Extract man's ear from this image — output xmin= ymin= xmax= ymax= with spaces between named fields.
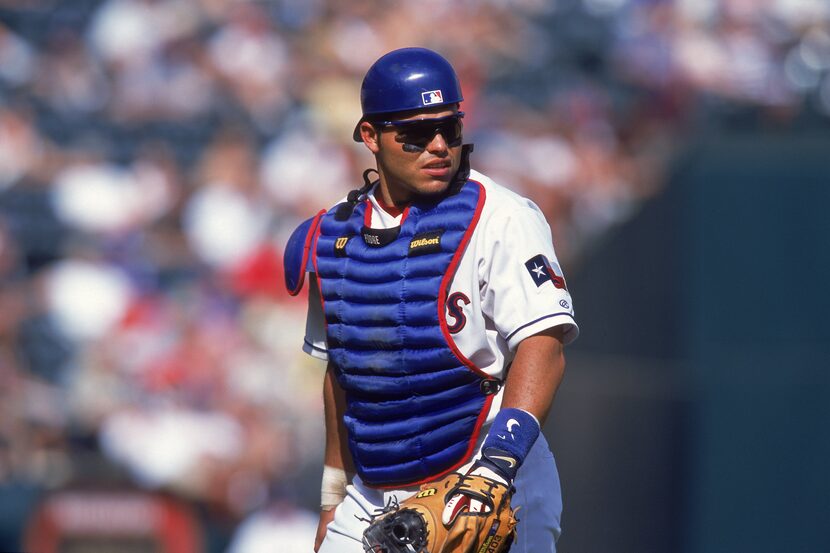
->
xmin=359 ymin=121 xmax=381 ymax=153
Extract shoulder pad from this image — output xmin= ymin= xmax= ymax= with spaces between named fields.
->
xmin=284 ymin=211 xmax=324 ymax=295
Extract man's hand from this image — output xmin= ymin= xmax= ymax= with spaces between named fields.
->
xmin=362 ymin=471 xmax=516 ymax=553
xmin=441 ymin=447 xmax=516 ymax=525
xmin=315 ymin=509 xmax=336 ymax=552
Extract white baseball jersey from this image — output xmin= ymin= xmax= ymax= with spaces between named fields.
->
xmin=302 ymin=169 xmax=578 ymax=424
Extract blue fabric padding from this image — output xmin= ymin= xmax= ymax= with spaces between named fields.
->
xmin=314 ymin=181 xmax=488 ymax=486
xmin=482 ymin=408 xmax=541 ymax=467
xmin=283 ymin=214 xmax=321 ymax=295
xmin=346 ymin=399 xmax=483 ymax=442
xmin=337 ymin=347 xmax=454 ymax=375
xmin=346 ymin=381 xmax=483 ymax=419
xmin=326 ymin=300 xmax=437 ymax=327
xmin=329 ymin=324 xmax=451 ymax=350
xmin=359 ymin=441 xmax=470 ymax=485
xmin=339 ymin=367 xmax=477 ymax=397
xmin=352 ymin=422 xmax=475 ymax=467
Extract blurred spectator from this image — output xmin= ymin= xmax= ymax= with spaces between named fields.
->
xmin=0 ymin=105 xmax=43 ymax=190
xmin=206 ymin=3 xmax=292 ymax=132
xmin=0 ymin=22 xmax=35 ymax=88
xmin=32 ymin=28 xmax=109 ymax=117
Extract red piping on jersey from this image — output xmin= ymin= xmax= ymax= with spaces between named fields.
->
xmin=438 ymin=180 xmax=488 ymax=378
xmin=362 ymin=199 xmax=372 ymax=227
xmin=374 ymin=193 xmax=406 ymax=217
xmin=287 ymin=210 xmax=325 ymax=296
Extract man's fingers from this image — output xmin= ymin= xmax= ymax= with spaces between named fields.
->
xmin=315 ymin=509 xmax=336 ymax=551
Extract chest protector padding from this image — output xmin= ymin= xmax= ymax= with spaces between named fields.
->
xmin=314 ymin=180 xmax=489 ymax=487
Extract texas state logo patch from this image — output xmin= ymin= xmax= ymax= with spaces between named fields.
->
xmin=525 ymin=254 xmax=567 ymax=290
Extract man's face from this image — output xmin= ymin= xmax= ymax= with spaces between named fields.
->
xmin=360 ymin=106 xmax=464 ymax=205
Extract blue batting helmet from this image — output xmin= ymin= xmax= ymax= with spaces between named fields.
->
xmin=353 ymin=47 xmax=464 ymax=141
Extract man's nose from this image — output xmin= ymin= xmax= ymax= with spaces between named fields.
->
xmin=426 ymin=132 xmax=449 ymax=153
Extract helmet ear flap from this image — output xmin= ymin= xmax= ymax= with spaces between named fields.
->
xmin=353 ymin=47 xmax=463 ymax=143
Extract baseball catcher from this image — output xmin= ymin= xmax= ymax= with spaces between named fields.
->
xmin=283 ymin=47 xmax=579 ymax=553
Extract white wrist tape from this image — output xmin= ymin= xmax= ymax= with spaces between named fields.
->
xmin=321 ymin=465 xmax=349 ymax=510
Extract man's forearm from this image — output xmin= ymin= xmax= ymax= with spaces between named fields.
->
xmin=321 ymin=361 xmax=354 ymax=514
xmin=501 ymin=326 xmax=566 ymax=426
xmin=463 ymin=326 xmax=566 ymax=483
xmin=323 ymin=361 xmax=353 ymax=471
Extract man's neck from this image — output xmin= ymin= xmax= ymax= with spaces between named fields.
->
xmin=375 ymin=175 xmax=412 ymax=212
xmin=373 ymin=190 xmax=405 ymax=217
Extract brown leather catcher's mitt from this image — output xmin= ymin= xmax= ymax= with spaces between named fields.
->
xmin=362 ymin=471 xmax=518 ymax=553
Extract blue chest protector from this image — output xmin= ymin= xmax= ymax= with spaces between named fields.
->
xmin=297 ymin=179 xmax=495 ymax=487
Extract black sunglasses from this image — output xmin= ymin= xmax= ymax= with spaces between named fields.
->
xmin=375 ymin=112 xmax=465 ymax=152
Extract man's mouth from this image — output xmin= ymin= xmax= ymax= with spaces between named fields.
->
xmin=422 ymin=161 xmax=452 ymax=177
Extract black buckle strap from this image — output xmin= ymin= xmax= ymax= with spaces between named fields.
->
xmin=480 ymin=379 xmax=502 ymax=396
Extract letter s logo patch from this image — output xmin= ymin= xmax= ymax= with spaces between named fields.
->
xmin=446 ymin=292 xmax=470 ymax=334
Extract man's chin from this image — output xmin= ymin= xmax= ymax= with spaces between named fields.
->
xmin=413 ymin=182 xmax=451 ymax=200
xmin=419 ymin=175 xmax=454 ymax=194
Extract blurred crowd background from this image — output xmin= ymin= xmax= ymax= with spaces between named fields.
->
xmin=0 ymin=0 xmax=828 ymax=551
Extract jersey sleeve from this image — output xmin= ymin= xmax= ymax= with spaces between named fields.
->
xmin=480 ymin=204 xmax=579 ymax=351
xmin=302 ymin=274 xmax=329 ymax=361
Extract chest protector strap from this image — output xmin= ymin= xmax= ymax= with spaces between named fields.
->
xmin=314 ymin=180 xmax=492 ymax=487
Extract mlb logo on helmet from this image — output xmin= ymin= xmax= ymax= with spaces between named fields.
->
xmin=421 ymin=90 xmax=444 ymax=105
